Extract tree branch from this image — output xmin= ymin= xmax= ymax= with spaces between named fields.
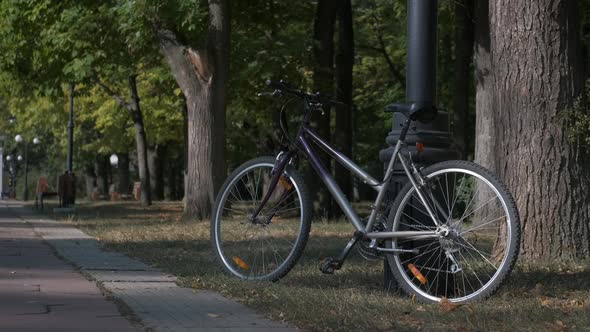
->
xmin=365 ymin=12 xmax=406 ymax=89
xmin=376 ymin=33 xmax=406 ymax=89
xmin=93 ymin=75 xmax=130 ymax=110
xmin=150 ymin=17 xmax=200 ymax=96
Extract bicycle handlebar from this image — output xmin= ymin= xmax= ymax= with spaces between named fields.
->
xmin=259 ymin=79 xmax=348 ymax=109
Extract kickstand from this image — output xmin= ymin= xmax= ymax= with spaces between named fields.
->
xmin=320 ymin=231 xmax=363 ymax=274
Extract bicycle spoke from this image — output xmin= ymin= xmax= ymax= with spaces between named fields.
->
xmin=391 ymin=165 xmax=517 ymax=302
xmin=461 ymin=215 xmax=505 ymax=234
xmin=215 ymin=162 xmax=306 ymax=280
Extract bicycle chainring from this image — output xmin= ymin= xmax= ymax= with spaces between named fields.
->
xmin=356 ymin=216 xmax=386 ymax=261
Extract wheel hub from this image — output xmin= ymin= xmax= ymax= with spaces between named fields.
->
xmin=437 ymin=224 xmax=462 ymax=253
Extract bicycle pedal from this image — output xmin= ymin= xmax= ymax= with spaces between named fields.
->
xmin=319 ymin=257 xmax=341 ymax=274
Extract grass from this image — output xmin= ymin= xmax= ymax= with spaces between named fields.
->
xmin=43 ymin=200 xmax=590 ymax=331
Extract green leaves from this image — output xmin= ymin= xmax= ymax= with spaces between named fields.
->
xmin=562 ymin=80 xmax=590 ymax=150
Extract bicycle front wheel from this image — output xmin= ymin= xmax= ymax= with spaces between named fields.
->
xmin=386 ymin=160 xmax=520 ymax=303
xmin=211 ymin=157 xmax=312 ymax=281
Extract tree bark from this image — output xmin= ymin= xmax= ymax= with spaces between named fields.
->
xmin=311 ymin=0 xmax=339 ymax=219
xmin=84 ymin=163 xmax=95 ymax=199
xmin=128 ymin=75 xmax=152 ymax=206
xmin=153 ymin=0 xmax=229 ymax=220
xmin=148 ymin=144 xmax=165 ymax=200
xmin=94 ymin=155 xmax=108 ymax=196
xmin=181 ymin=95 xmax=188 ymax=202
xmin=453 ymin=0 xmax=474 ymax=159
xmin=333 ymin=0 xmax=354 ymax=212
xmin=489 ymin=0 xmax=590 ymax=260
xmin=473 ymin=0 xmax=495 ymax=172
xmin=164 ymin=154 xmax=181 ymax=201
xmin=95 ymin=76 xmax=152 ymax=206
xmin=117 ymin=152 xmax=130 ymax=194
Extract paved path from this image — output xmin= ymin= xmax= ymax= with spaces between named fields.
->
xmin=4 ymin=202 xmax=297 ymax=332
xmin=0 ymin=202 xmax=141 ymax=331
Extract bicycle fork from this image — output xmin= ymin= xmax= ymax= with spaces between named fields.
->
xmin=249 ymin=150 xmax=294 ymax=222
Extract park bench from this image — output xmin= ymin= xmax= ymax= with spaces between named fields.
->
xmin=34 ymin=176 xmax=58 ymax=211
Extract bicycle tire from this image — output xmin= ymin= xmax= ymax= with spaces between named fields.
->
xmin=385 ymin=160 xmax=520 ymax=303
xmin=211 ymin=156 xmax=312 ymax=281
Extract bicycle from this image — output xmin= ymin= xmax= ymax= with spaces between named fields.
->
xmin=211 ymin=80 xmax=520 ymax=303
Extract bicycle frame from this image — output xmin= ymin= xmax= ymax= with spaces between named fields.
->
xmin=295 ymin=124 xmax=441 ymax=241
xmin=248 ymin=93 xmax=443 ymax=243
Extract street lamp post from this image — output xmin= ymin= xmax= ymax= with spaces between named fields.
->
xmin=5 ymin=155 xmax=16 ymax=198
xmin=15 ymin=135 xmax=40 ymax=201
xmin=5 ymin=153 xmax=22 ymax=199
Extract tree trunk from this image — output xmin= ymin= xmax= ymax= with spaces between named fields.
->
xmin=181 ymin=95 xmax=188 ymax=202
xmin=164 ymin=154 xmax=180 ymax=200
xmin=333 ymin=0 xmax=354 ymax=214
xmin=148 ymin=144 xmax=165 ymax=200
xmin=84 ymin=163 xmax=95 ymax=199
xmin=94 ymin=76 xmax=152 ymax=205
xmin=473 ymin=0 xmax=495 ymax=172
xmin=453 ymin=0 xmax=475 ymax=159
xmin=153 ymin=0 xmax=229 ymax=220
xmin=94 ymin=155 xmax=108 ymax=196
xmin=117 ymin=152 xmax=130 ymax=194
xmin=128 ymin=75 xmax=152 ymax=206
xmin=311 ymin=0 xmax=338 ymax=219
xmin=489 ymin=0 xmax=590 ymax=260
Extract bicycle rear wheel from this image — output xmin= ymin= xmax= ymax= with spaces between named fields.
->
xmin=211 ymin=156 xmax=311 ymax=281
xmin=386 ymin=160 xmax=520 ymax=303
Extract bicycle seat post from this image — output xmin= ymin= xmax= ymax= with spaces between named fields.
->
xmin=398 ymin=119 xmax=412 ymax=143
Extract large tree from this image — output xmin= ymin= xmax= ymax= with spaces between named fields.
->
xmin=149 ymin=0 xmax=230 ymax=219
xmin=487 ymin=0 xmax=590 ymax=260
xmin=452 ymin=0 xmax=474 ymax=159
xmin=311 ymin=0 xmax=339 ymax=218
xmin=333 ymin=0 xmax=355 ymax=207
xmin=311 ymin=0 xmax=355 ymax=218
xmin=473 ymin=0 xmax=494 ymax=172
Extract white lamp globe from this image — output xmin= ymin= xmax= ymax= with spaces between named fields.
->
xmin=17 ymin=155 xmax=23 ymax=161
xmin=33 ymin=137 xmax=40 ymax=144
xmin=14 ymin=134 xmax=23 ymax=143
xmin=110 ymin=154 xmax=119 ymax=167
xmin=6 ymin=155 xmax=11 ymax=161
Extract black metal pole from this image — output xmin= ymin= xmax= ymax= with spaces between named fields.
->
xmin=406 ymin=0 xmax=438 ymax=105
xmin=23 ymin=142 xmax=28 ymax=201
xmin=381 ymin=0 xmax=459 ymax=292
xmin=66 ymin=82 xmax=75 ymax=173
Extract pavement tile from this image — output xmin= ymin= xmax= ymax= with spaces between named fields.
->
xmin=8 ymin=203 xmax=299 ymax=332
xmin=0 ymin=203 xmax=143 ymax=332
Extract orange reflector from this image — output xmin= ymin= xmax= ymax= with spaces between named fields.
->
xmin=408 ymin=263 xmax=427 ymax=285
xmin=416 ymin=142 xmax=424 ymax=153
xmin=278 ymin=176 xmax=292 ymax=190
xmin=232 ymin=256 xmax=250 ymax=270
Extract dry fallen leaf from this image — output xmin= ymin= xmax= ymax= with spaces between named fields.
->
xmin=532 ymin=283 xmax=544 ymax=295
xmin=207 ymin=313 xmax=221 ymax=318
xmin=439 ymin=297 xmax=461 ymax=313
xmin=546 ymin=319 xmax=567 ymax=332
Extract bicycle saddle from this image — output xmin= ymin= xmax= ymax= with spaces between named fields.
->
xmin=384 ymin=102 xmax=438 ymax=123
